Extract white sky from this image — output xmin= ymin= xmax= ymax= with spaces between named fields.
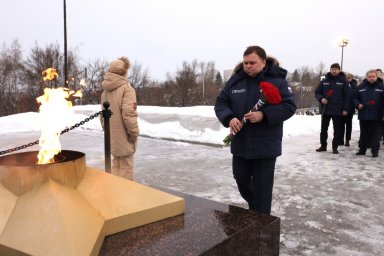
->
xmin=0 ymin=105 xmax=359 ymax=146
xmin=1 ymin=0 xmax=383 ymax=81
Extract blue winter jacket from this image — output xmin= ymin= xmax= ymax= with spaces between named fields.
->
xmin=214 ymin=64 xmax=296 ymax=159
xmin=315 ymin=72 xmax=351 ymax=115
xmin=353 ymin=78 xmax=384 ymax=121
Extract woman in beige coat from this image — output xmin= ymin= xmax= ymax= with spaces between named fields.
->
xmin=100 ymin=57 xmax=139 ymax=180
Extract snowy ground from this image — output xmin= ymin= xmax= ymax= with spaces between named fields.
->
xmin=1 ymin=105 xmax=383 ymax=255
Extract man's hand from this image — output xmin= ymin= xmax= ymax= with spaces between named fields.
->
xmin=229 ymin=118 xmax=243 ymax=133
xmin=342 ymin=110 xmax=348 ymax=116
xmin=321 ymin=98 xmax=328 ymax=104
xmin=244 ymin=111 xmax=264 ymax=123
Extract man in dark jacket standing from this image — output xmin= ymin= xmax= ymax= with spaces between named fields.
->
xmin=214 ymin=45 xmax=296 ymax=214
xmin=315 ymin=63 xmax=350 ymax=154
xmin=340 ymin=73 xmax=358 ymax=146
xmin=353 ymin=70 xmax=384 ymax=157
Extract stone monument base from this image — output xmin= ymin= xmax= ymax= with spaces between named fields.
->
xmin=100 ymin=188 xmax=280 ymax=256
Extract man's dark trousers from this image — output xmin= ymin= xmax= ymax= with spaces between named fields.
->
xmin=320 ymin=114 xmax=343 ymax=149
xmin=232 ymin=156 xmax=276 ymax=214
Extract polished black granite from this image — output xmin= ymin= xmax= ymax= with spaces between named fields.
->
xmin=100 ymin=189 xmax=280 ymax=256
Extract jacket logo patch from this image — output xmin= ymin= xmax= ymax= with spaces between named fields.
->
xmin=232 ymin=89 xmax=246 ymax=94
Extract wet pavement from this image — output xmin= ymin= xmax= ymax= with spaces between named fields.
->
xmin=1 ymin=130 xmax=383 ymax=255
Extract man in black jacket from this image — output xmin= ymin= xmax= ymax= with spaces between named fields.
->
xmin=214 ymin=45 xmax=296 ymax=214
xmin=340 ymin=72 xmax=358 ymax=146
xmin=315 ymin=63 xmax=351 ymax=154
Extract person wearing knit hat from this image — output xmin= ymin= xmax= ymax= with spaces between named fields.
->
xmin=108 ymin=57 xmax=130 ymax=76
xmin=100 ymin=57 xmax=139 ymax=180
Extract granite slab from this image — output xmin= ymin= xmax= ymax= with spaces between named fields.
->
xmin=100 ymin=189 xmax=280 ymax=256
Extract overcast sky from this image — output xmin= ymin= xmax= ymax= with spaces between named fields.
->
xmin=1 ymin=0 xmax=383 ymax=81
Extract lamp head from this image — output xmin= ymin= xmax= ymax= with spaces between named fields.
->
xmin=338 ymin=38 xmax=349 ymax=47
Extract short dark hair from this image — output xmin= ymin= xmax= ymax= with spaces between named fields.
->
xmin=243 ymin=46 xmax=267 ymax=60
xmin=330 ymin=63 xmax=341 ymax=70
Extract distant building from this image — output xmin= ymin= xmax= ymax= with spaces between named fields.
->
xmin=290 ymin=81 xmax=313 ymax=92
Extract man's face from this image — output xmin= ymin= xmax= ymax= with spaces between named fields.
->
xmin=367 ymin=72 xmax=377 ymax=83
xmin=243 ymin=53 xmax=266 ymax=77
xmin=330 ymin=68 xmax=340 ymax=77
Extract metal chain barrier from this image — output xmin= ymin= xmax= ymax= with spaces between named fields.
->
xmin=0 ymin=110 xmax=103 ymax=156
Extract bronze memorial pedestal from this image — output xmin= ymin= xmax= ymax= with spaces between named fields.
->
xmin=0 ymin=150 xmax=280 ymax=256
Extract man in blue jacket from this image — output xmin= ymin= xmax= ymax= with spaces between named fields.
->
xmin=353 ymin=70 xmax=384 ymax=157
xmin=315 ymin=63 xmax=351 ymax=154
xmin=214 ymin=45 xmax=296 ymax=214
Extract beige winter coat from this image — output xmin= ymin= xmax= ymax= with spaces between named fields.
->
xmin=100 ymin=72 xmax=139 ymax=156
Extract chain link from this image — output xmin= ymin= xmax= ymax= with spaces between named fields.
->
xmin=0 ymin=111 xmax=103 ymax=156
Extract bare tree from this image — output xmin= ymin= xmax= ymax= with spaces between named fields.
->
xmin=136 ymin=81 xmax=163 ymax=105
xmin=128 ymin=61 xmax=150 ymax=105
xmin=291 ymin=65 xmax=322 ymax=109
xmin=0 ymin=40 xmax=27 ymax=115
xmin=173 ymin=60 xmax=199 ymax=106
xmin=197 ymin=61 xmax=217 ymax=105
xmin=23 ymin=42 xmax=79 ymax=89
xmin=0 ymin=39 xmax=332 ymax=111
xmin=80 ymin=59 xmax=108 ymax=104
xmin=22 ymin=42 xmax=80 ymax=109
xmin=315 ymin=61 xmax=326 ymax=80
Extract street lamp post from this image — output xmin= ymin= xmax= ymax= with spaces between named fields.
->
xmin=202 ymin=74 xmax=205 ymax=105
xmin=338 ymin=38 xmax=349 ymax=70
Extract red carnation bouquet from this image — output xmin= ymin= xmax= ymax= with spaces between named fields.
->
xmin=223 ymin=81 xmax=282 ymax=145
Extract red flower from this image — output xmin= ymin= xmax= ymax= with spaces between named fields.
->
xmin=326 ymin=89 xmax=334 ymax=98
xmin=259 ymin=82 xmax=282 ymax=105
xmin=368 ymin=100 xmax=375 ymax=105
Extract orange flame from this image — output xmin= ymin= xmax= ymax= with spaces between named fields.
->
xmin=69 ymin=89 xmax=83 ymax=98
xmin=36 ymin=87 xmax=74 ymax=164
xmin=42 ymin=68 xmax=59 ymax=81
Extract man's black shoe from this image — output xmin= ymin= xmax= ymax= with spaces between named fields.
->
xmin=372 ymin=152 xmax=378 ymax=158
xmin=316 ymin=146 xmax=327 ymax=152
xmin=345 ymin=140 xmax=350 ymax=146
xmin=356 ymin=151 xmax=365 ymax=155
xmin=333 ymin=149 xmax=339 ymax=154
